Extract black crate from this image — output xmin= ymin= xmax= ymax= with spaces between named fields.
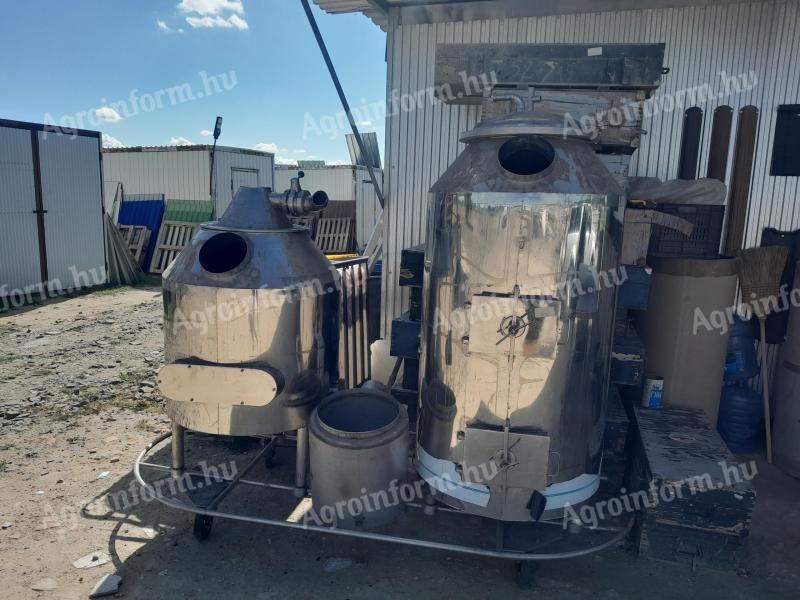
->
xmin=648 ymin=204 xmax=725 ymax=258
xmin=390 ymin=312 xmax=421 ymax=359
xmin=400 ymin=244 xmax=425 ymax=287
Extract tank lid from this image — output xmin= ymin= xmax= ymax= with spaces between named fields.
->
xmin=461 ymin=110 xmax=589 ymax=143
xmin=210 ymin=186 xmax=294 ymax=232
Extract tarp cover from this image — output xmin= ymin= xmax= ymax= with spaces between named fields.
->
xmin=627 ymin=177 xmax=727 ymax=205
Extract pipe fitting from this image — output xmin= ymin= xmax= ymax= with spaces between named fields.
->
xmin=270 ymin=177 xmax=329 ymax=217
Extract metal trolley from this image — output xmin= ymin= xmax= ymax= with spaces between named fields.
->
xmin=135 ymin=427 xmax=636 ymax=587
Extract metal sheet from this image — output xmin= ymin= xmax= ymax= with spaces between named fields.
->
xmin=37 ymin=131 xmax=106 ymax=292
xmin=0 ymin=126 xmax=41 ymax=298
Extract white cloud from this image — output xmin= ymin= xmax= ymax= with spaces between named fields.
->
xmin=227 ymin=14 xmax=248 ymax=30
xmin=95 ymin=107 xmax=122 ymax=123
xmin=254 ymin=142 xmax=278 ymax=154
xmin=179 ymin=0 xmax=248 ymax=30
xmin=328 ymin=159 xmax=347 ymax=166
xmin=157 ymin=19 xmax=184 ymax=33
xmin=169 ymin=136 xmax=193 ymax=146
xmin=292 ymin=149 xmax=307 ymax=154
xmin=178 ymin=0 xmax=243 ymax=15
xmin=355 ymin=120 xmax=373 ymax=128
xmin=185 ymin=14 xmax=248 ymax=29
xmin=275 ymin=157 xmax=299 ymax=166
xmin=200 ymin=129 xmax=213 ymax=137
xmin=102 ymin=134 xmax=125 ymax=149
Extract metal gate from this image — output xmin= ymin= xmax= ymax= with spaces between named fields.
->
xmin=0 ymin=125 xmax=42 ymax=298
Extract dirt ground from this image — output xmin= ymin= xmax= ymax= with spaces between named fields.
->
xmin=1 ymin=286 xmax=799 ymax=599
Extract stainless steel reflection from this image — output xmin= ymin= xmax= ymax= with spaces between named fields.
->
xmin=417 ymin=116 xmax=621 ymax=522
xmin=160 ymin=180 xmax=338 ymax=437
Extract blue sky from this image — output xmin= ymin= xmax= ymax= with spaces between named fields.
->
xmin=0 ymin=0 xmax=387 ymax=165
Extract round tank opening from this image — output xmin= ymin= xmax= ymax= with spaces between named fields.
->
xmin=311 ymin=191 xmax=329 ymax=208
xmin=198 ymin=232 xmax=248 ymax=274
xmin=318 ymin=394 xmax=399 ymax=433
xmin=498 ymin=136 xmax=555 ymax=176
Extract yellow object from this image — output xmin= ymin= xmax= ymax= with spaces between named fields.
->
xmin=326 ymin=253 xmax=360 ymax=262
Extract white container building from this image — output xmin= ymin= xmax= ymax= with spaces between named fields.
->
xmin=102 ymin=145 xmax=274 ymax=217
xmin=0 ymin=119 xmax=107 ymax=305
xmin=274 ymin=164 xmax=383 ymax=247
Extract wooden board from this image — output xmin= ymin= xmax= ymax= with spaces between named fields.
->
xmin=707 ymin=105 xmax=733 ymax=182
xmin=117 ymin=224 xmax=151 ymax=267
xmin=626 ymin=397 xmax=757 ymax=571
xmin=150 ymin=220 xmax=200 ymax=274
xmin=724 ymin=105 xmax=759 ymax=256
xmin=315 ymin=217 xmax=353 ymax=254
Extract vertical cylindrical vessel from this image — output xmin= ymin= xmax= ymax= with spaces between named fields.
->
xmin=159 ymin=183 xmax=339 ymax=437
xmin=309 ymin=389 xmax=409 ymax=528
xmin=417 ymin=112 xmax=622 ymax=522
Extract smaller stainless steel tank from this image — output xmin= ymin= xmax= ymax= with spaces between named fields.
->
xmin=158 ymin=178 xmax=338 ymax=437
xmin=309 ymin=389 xmax=409 ymax=528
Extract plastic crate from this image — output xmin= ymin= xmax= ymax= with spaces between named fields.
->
xmin=648 ymin=204 xmax=725 ymax=258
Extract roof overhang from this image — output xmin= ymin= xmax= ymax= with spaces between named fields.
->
xmin=314 ymin=0 xmax=765 ymax=29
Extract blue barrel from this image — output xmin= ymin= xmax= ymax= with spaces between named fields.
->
xmin=718 ymin=384 xmax=763 ymax=453
xmin=724 ymin=316 xmax=760 ymax=382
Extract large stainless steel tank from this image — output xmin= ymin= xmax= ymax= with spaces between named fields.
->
xmin=417 ymin=109 xmax=622 ymax=522
xmin=158 ymin=180 xmax=339 ymax=437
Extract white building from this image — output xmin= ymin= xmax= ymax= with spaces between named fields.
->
xmin=102 ymin=145 xmax=274 ymax=217
xmin=315 ymin=0 xmax=800 ymax=341
xmin=274 ymin=164 xmax=383 ymax=247
xmin=0 ymin=119 xmax=106 ymax=303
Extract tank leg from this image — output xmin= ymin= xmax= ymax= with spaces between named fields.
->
xmin=171 ymin=422 xmax=185 ymax=475
xmin=294 ymin=427 xmax=309 ymax=498
xmin=515 ymin=561 xmax=538 ymax=588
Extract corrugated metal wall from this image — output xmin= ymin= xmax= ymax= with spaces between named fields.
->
xmin=275 ymin=165 xmax=383 ymax=246
xmin=0 ymin=126 xmax=41 ymax=295
xmin=103 ymin=148 xmax=273 ymax=218
xmin=102 ymin=149 xmax=210 ymax=207
xmin=381 ymin=0 xmax=800 ymax=335
xmin=1 ymin=124 xmax=106 ymax=300
xmin=213 ymin=150 xmax=274 ymax=216
xmin=38 ymin=132 xmax=106 ymax=289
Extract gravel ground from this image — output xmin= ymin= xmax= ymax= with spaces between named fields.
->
xmin=0 ymin=286 xmax=798 ymax=599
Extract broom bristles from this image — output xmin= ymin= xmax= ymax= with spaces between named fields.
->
xmin=738 ymin=246 xmax=789 ymax=317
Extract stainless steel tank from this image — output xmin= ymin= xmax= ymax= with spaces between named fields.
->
xmin=417 ymin=108 xmax=622 ymax=522
xmin=309 ymin=388 xmax=409 ymax=528
xmin=158 ymin=179 xmax=338 ymax=437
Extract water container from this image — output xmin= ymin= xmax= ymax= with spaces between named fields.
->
xmin=717 ymin=384 xmax=763 ymax=453
xmin=724 ymin=316 xmax=760 ymax=382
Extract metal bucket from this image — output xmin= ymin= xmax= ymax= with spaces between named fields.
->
xmin=309 ymin=389 xmax=409 ymax=529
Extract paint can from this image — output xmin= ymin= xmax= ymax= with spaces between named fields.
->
xmin=642 ymin=376 xmax=664 ymax=409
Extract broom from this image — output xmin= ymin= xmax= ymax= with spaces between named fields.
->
xmin=738 ymin=246 xmax=789 ymax=464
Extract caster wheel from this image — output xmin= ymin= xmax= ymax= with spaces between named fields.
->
xmin=193 ymin=515 xmax=214 ymax=541
xmin=515 ymin=561 xmax=537 ymax=588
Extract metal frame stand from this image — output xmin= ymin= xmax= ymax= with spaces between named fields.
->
xmin=136 ymin=430 xmax=636 ymax=568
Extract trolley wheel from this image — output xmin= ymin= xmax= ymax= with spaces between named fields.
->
xmin=193 ymin=515 xmax=214 ymax=541
xmin=515 ymin=561 xmax=537 ymax=588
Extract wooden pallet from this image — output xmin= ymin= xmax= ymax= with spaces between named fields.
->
xmin=150 ymin=220 xmax=201 ymax=274
xmin=117 ymin=224 xmax=151 ymax=267
xmin=315 ymin=217 xmax=353 ymax=254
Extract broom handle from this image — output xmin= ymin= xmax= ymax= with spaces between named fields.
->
xmin=759 ymin=318 xmax=773 ymax=464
